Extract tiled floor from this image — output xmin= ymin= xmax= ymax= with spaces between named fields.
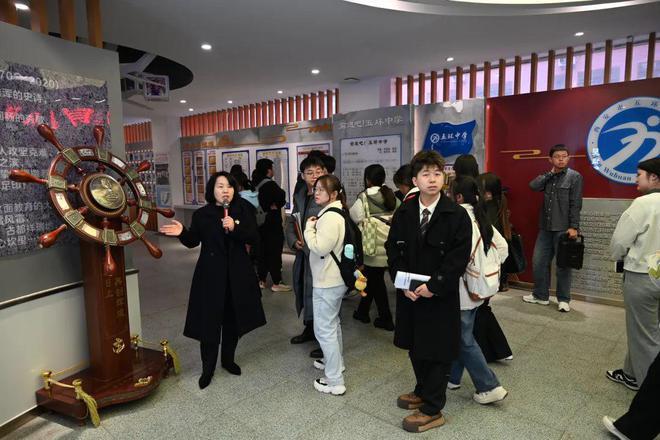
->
xmin=8 ymin=234 xmax=637 ymax=439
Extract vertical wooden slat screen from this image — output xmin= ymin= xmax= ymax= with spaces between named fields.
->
xmin=228 ymin=108 xmax=234 ymax=131
xmin=288 ymin=97 xmax=295 ymax=122
xmin=547 ymin=50 xmax=556 ymax=91
xmin=334 ymin=88 xmax=339 ymax=114
xmin=303 ymin=95 xmax=309 ymax=120
xmin=243 ymin=106 xmax=249 ymax=128
xmin=212 ymin=111 xmax=219 ymax=133
xmin=406 ymin=75 xmax=414 ymax=105
xmin=418 ymin=73 xmax=426 ymax=105
xmin=203 ymin=113 xmax=210 ymax=135
xmin=58 ymin=0 xmax=76 ymax=41
xmin=250 ymin=104 xmax=256 ymax=128
xmin=31 ymin=0 xmax=48 ymax=33
xmin=231 ymin=107 xmax=237 ymax=130
xmin=326 ymin=90 xmax=333 ymax=116
xmin=395 ymin=77 xmax=403 ymax=106
xmin=261 ymin=102 xmax=268 ymax=126
xmin=295 ymin=96 xmax=302 ymax=122
xmin=256 ymin=103 xmax=262 ymax=127
xmin=498 ymin=59 xmax=506 ymax=96
xmin=514 ymin=56 xmax=521 ymax=94
xmin=269 ymin=101 xmax=275 ymax=125
xmin=530 ymin=53 xmax=538 ymax=93
xmin=186 ymin=117 xmax=192 ymax=137
xmin=442 ymin=69 xmax=450 ymax=102
xmin=483 ymin=62 xmax=491 ymax=98
xmin=317 ymin=92 xmax=324 ymax=119
xmin=455 ymin=67 xmax=463 ymax=100
xmin=584 ymin=44 xmax=592 ymax=87
xmin=565 ymin=47 xmax=574 ymax=89
xmin=624 ymin=39 xmax=633 ymax=81
xmin=311 ymin=93 xmax=317 ymax=120
xmin=604 ymin=40 xmax=612 ymax=84
xmin=647 ymin=33 xmax=656 ymax=79
xmin=86 ymin=0 xmax=103 ymax=48
xmin=0 ymin=0 xmax=19 ymax=24
xmin=180 ymin=119 xmax=185 ymax=137
xmin=282 ymin=99 xmax=289 ymax=124
xmin=469 ymin=65 xmax=477 ymax=98
xmin=430 ymin=71 xmax=438 ymax=103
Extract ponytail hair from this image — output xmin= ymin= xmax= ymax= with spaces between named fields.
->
xmin=364 ymin=164 xmax=397 ymax=211
xmin=451 ymin=175 xmax=494 ymax=252
xmin=315 ymin=174 xmax=348 ymax=210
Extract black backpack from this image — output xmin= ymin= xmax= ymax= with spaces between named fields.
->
xmin=319 ymin=207 xmax=364 ymax=289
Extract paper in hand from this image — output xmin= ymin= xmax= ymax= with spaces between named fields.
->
xmin=394 ymin=271 xmax=431 ymax=290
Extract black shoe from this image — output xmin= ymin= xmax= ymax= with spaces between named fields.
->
xmin=606 ymin=369 xmax=639 ymax=391
xmin=353 ymin=311 xmax=370 ymax=324
xmin=290 ymin=330 xmax=315 ymax=344
xmin=310 ymin=348 xmax=323 ymax=358
xmin=198 ymin=372 xmax=213 ymax=389
xmin=373 ymin=317 xmax=394 ymax=331
xmin=222 ymin=362 xmax=242 ymax=376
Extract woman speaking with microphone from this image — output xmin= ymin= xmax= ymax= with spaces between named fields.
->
xmin=160 ymin=171 xmax=266 ymax=389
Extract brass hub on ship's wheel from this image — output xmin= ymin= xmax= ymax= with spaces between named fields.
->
xmin=81 ymin=173 xmax=127 ymax=217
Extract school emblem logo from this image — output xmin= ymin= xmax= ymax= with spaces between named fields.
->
xmin=423 ymin=120 xmax=476 ymax=158
xmin=587 ymin=97 xmax=660 ymax=185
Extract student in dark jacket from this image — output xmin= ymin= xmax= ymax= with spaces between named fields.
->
xmin=253 ymin=158 xmax=291 ymax=292
xmin=386 ymin=150 xmax=472 ymax=433
xmin=159 ymin=172 xmax=266 ymax=389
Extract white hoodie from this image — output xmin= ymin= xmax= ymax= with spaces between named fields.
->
xmin=304 ymin=200 xmax=346 ymax=288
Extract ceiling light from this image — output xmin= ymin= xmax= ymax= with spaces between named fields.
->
xmin=14 ymin=3 xmax=29 ymax=11
xmin=311 ymin=69 xmax=320 ymax=75
xmin=227 ymin=100 xmax=233 ymax=104
xmin=200 ymin=43 xmax=212 ymax=51
xmin=188 ymin=108 xmax=194 ymax=112
xmin=446 ymin=57 xmax=454 ymax=62
xmin=277 ymin=90 xmax=283 ymax=94
xmin=574 ymin=31 xmax=584 ymax=36
xmin=179 ymin=99 xmax=187 ymax=104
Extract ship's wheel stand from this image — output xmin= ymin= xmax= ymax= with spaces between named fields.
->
xmin=10 ymin=124 xmax=179 ymax=427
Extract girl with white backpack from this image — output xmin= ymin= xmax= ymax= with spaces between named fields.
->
xmin=349 ymin=164 xmax=400 ymax=331
xmin=448 ymin=176 xmax=510 ymax=405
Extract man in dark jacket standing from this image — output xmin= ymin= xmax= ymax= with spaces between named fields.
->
xmin=253 ymin=158 xmax=291 ymax=292
xmin=386 ymin=151 xmax=472 ymax=433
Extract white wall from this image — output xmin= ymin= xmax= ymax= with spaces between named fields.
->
xmin=339 ymin=77 xmax=392 ymax=113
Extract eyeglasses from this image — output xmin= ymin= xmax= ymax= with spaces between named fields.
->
xmin=304 ymin=170 xmax=324 ymax=177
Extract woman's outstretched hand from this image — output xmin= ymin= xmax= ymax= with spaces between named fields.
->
xmin=159 ymin=220 xmax=184 ymax=236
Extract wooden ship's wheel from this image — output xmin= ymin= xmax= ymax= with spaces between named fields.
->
xmin=9 ymin=124 xmax=180 ymax=427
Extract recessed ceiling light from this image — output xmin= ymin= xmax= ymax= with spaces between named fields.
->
xmin=311 ymin=69 xmax=320 ymax=75
xmin=179 ymin=99 xmax=187 ymax=104
xmin=277 ymin=90 xmax=283 ymax=94
xmin=227 ymin=100 xmax=233 ymax=104
xmin=446 ymin=57 xmax=454 ymax=62
xmin=188 ymin=108 xmax=194 ymax=112
xmin=200 ymin=43 xmax=212 ymax=51
xmin=574 ymin=31 xmax=584 ymax=37
xmin=15 ymin=2 xmax=29 ymax=11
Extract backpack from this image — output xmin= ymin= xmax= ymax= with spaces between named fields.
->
xmin=253 ymin=179 xmax=269 ymax=226
xmin=358 ymin=192 xmax=393 ymax=257
xmin=463 ymin=222 xmax=503 ymax=300
xmin=319 ymin=207 xmax=364 ymax=289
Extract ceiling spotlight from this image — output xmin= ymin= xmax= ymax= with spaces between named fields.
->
xmin=574 ymin=31 xmax=584 ymax=37
xmin=227 ymin=100 xmax=233 ymax=104
xmin=277 ymin=90 xmax=283 ymax=94
xmin=179 ymin=99 xmax=187 ymax=104
xmin=200 ymin=43 xmax=212 ymax=51
xmin=188 ymin=108 xmax=194 ymax=112
xmin=446 ymin=57 xmax=454 ymax=62
xmin=15 ymin=2 xmax=29 ymax=11
xmin=311 ymin=69 xmax=320 ymax=75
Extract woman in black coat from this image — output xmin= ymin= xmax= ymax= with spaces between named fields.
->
xmin=160 ymin=171 xmax=266 ymax=389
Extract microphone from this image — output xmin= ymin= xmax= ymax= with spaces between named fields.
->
xmin=222 ymin=198 xmax=230 ymax=234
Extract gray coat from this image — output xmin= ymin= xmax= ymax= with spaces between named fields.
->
xmin=285 ymin=186 xmax=322 ymax=321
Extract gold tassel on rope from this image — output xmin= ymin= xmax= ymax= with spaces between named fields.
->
xmin=72 ymin=379 xmax=100 ymax=427
xmin=160 ymin=339 xmax=181 ymax=375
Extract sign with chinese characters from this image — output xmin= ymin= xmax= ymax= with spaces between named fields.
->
xmin=221 ymin=150 xmax=250 ymax=174
xmin=414 ymin=99 xmax=485 ymax=171
xmin=256 ymin=148 xmax=290 ymax=208
xmin=0 ymin=59 xmax=111 ymax=257
xmin=340 ymin=135 xmax=402 ymax=204
xmin=296 ymin=143 xmax=331 ymax=170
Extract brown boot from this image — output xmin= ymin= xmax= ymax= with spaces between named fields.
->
xmin=397 ymin=392 xmax=423 ymax=410
xmin=402 ymin=410 xmax=446 ymax=433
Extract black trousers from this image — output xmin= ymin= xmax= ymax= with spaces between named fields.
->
xmin=200 ymin=295 xmax=239 ymax=375
xmin=614 ymin=352 xmax=660 ymax=440
xmin=257 ymin=222 xmax=283 ymax=285
xmin=473 ymin=300 xmax=512 ymax=363
xmin=410 ymin=353 xmax=451 ymax=416
xmin=356 ymin=266 xmax=392 ymax=321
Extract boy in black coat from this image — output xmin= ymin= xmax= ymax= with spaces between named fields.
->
xmin=385 ymin=151 xmax=472 ymax=433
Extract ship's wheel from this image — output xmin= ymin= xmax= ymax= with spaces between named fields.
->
xmin=9 ymin=124 xmax=174 ymax=275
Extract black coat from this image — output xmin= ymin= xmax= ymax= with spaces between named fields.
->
xmin=179 ymin=199 xmax=266 ymax=344
xmin=385 ymin=193 xmax=472 ymax=362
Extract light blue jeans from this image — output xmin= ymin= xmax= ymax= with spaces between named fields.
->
xmin=532 ymin=230 xmax=572 ymax=303
xmin=449 ymin=308 xmax=500 ymax=393
xmin=313 ymin=285 xmax=346 ymax=386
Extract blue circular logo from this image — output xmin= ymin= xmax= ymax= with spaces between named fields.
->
xmin=587 ymin=96 xmax=660 ymax=185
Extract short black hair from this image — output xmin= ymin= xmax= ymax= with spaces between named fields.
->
xmin=307 ymin=150 xmax=336 ymax=173
xmin=638 ymin=157 xmax=660 ymax=180
xmin=453 ymin=154 xmax=479 ymax=178
xmin=393 ymin=164 xmax=413 ymax=187
xmin=300 ymin=155 xmax=326 ymax=173
xmin=255 ymin=158 xmax=274 ymax=176
xmin=549 ymin=144 xmax=569 ymax=157
xmin=205 ymin=171 xmax=238 ymax=204
xmin=410 ymin=150 xmax=445 ymax=178
xmin=229 ymin=164 xmax=243 ymax=175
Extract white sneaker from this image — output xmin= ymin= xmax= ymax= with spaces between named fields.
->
xmin=473 ymin=386 xmax=508 ymax=404
xmin=558 ymin=301 xmax=571 ymax=312
xmin=313 ymin=377 xmax=346 ymax=396
xmin=498 ymin=355 xmax=513 ymax=361
xmin=259 ymin=281 xmax=267 ymax=289
xmin=602 ymin=416 xmax=630 ymax=440
xmin=271 ymin=283 xmax=292 ymax=292
xmin=447 ymin=382 xmax=461 ymax=390
xmin=313 ymin=359 xmax=345 ymax=372
xmin=522 ymin=294 xmax=550 ymax=305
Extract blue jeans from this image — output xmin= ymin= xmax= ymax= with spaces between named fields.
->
xmin=449 ymin=308 xmax=500 ymax=393
xmin=532 ymin=230 xmax=572 ymax=303
xmin=313 ymin=285 xmax=345 ymax=386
